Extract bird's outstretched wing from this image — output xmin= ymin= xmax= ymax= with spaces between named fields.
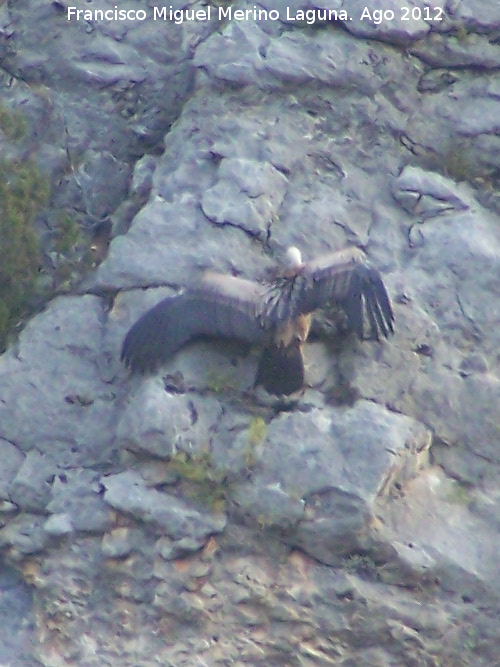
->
xmin=121 ymin=272 xmax=270 ymax=374
xmin=301 ymin=247 xmax=394 ymax=339
xmin=266 ymin=247 xmax=394 ymax=340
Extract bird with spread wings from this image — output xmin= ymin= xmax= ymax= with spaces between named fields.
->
xmin=121 ymin=247 xmax=394 ymax=396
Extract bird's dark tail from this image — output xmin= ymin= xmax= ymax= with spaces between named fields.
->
xmin=255 ymin=343 xmax=305 ymax=396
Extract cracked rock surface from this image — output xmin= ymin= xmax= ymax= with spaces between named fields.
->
xmin=1 ymin=0 xmax=500 ymax=664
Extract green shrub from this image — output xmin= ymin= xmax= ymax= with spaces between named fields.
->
xmin=0 ymin=157 xmax=49 ymax=350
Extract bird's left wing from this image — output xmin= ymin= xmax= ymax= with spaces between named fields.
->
xmin=121 ymin=272 xmax=272 ymax=374
xmin=293 ymin=247 xmax=394 ymax=340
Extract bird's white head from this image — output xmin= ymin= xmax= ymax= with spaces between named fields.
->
xmin=284 ymin=246 xmax=303 ymax=269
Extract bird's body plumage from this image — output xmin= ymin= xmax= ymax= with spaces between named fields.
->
xmin=121 ymin=247 xmax=394 ymax=395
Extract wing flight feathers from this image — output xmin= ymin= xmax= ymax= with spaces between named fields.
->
xmin=121 ymin=274 xmax=270 ymax=374
xmin=297 ymin=249 xmax=394 ymax=340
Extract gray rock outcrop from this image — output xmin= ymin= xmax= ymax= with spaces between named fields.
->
xmin=0 ymin=0 xmax=499 ymax=665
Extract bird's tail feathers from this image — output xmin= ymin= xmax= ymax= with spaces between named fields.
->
xmin=255 ymin=343 xmax=305 ymax=396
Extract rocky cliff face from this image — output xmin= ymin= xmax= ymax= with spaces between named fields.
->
xmin=0 ymin=1 xmax=499 ymax=664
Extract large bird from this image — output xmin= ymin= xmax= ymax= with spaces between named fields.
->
xmin=121 ymin=247 xmax=394 ymax=396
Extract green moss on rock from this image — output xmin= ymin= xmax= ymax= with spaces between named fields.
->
xmin=0 ymin=105 xmax=28 ymax=141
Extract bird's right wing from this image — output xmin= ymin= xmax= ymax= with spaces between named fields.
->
xmin=296 ymin=247 xmax=394 ymax=340
xmin=121 ymin=272 xmax=271 ymax=374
